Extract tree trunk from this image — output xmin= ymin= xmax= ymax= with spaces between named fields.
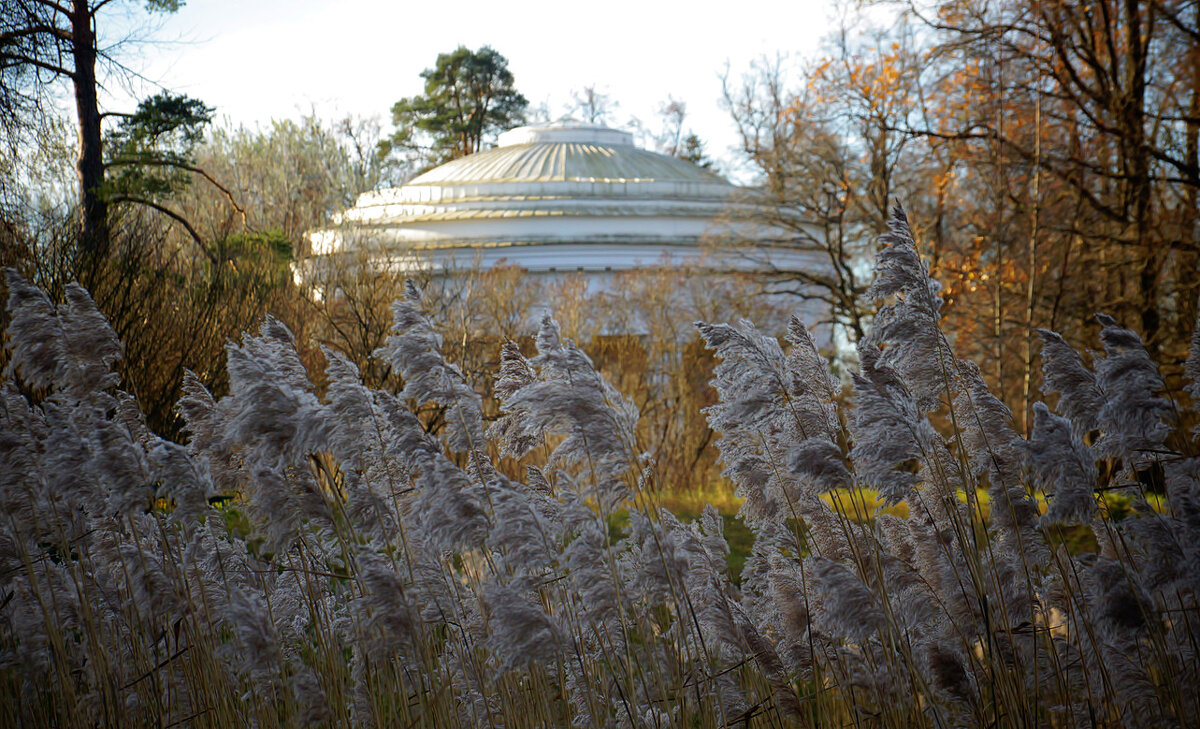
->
xmin=72 ymin=0 xmax=107 ymax=263
xmin=1182 ymin=1 xmax=1200 ymax=336
xmin=1119 ymin=0 xmax=1160 ymax=350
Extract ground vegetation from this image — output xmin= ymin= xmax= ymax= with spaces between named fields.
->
xmin=1 ymin=208 xmax=1197 ymax=728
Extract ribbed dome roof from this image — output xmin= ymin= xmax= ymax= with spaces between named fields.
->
xmin=407 ymin=120 xmax=727 ymax=187
xmin=308 ymin=119 xmax=770 ymax=270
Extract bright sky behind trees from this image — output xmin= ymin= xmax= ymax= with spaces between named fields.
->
xmin=101 ymin=0 xmax=833 ymax=170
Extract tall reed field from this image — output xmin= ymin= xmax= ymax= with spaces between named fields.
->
xmin=1 ymin=208 xmax=1197 ymax=728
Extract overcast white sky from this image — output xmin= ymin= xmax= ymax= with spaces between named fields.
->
xmin=100 ymin=0 xmax=843 ymax=174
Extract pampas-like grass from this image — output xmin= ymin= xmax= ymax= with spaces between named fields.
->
xmin=1091 ymin=313 xmax=1173 ymax=465
xmin=2 ymin=204 xmax=1200 ymax=728
xmin=1037 ymin=327 xmax=1105 ymax=433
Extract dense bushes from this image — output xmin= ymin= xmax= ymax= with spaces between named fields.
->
xmin=0 ymin=208 xmax=1197 ymax=728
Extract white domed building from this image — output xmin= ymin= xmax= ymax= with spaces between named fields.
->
xmin=297 ymin=120 xmax=825 ymax=329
